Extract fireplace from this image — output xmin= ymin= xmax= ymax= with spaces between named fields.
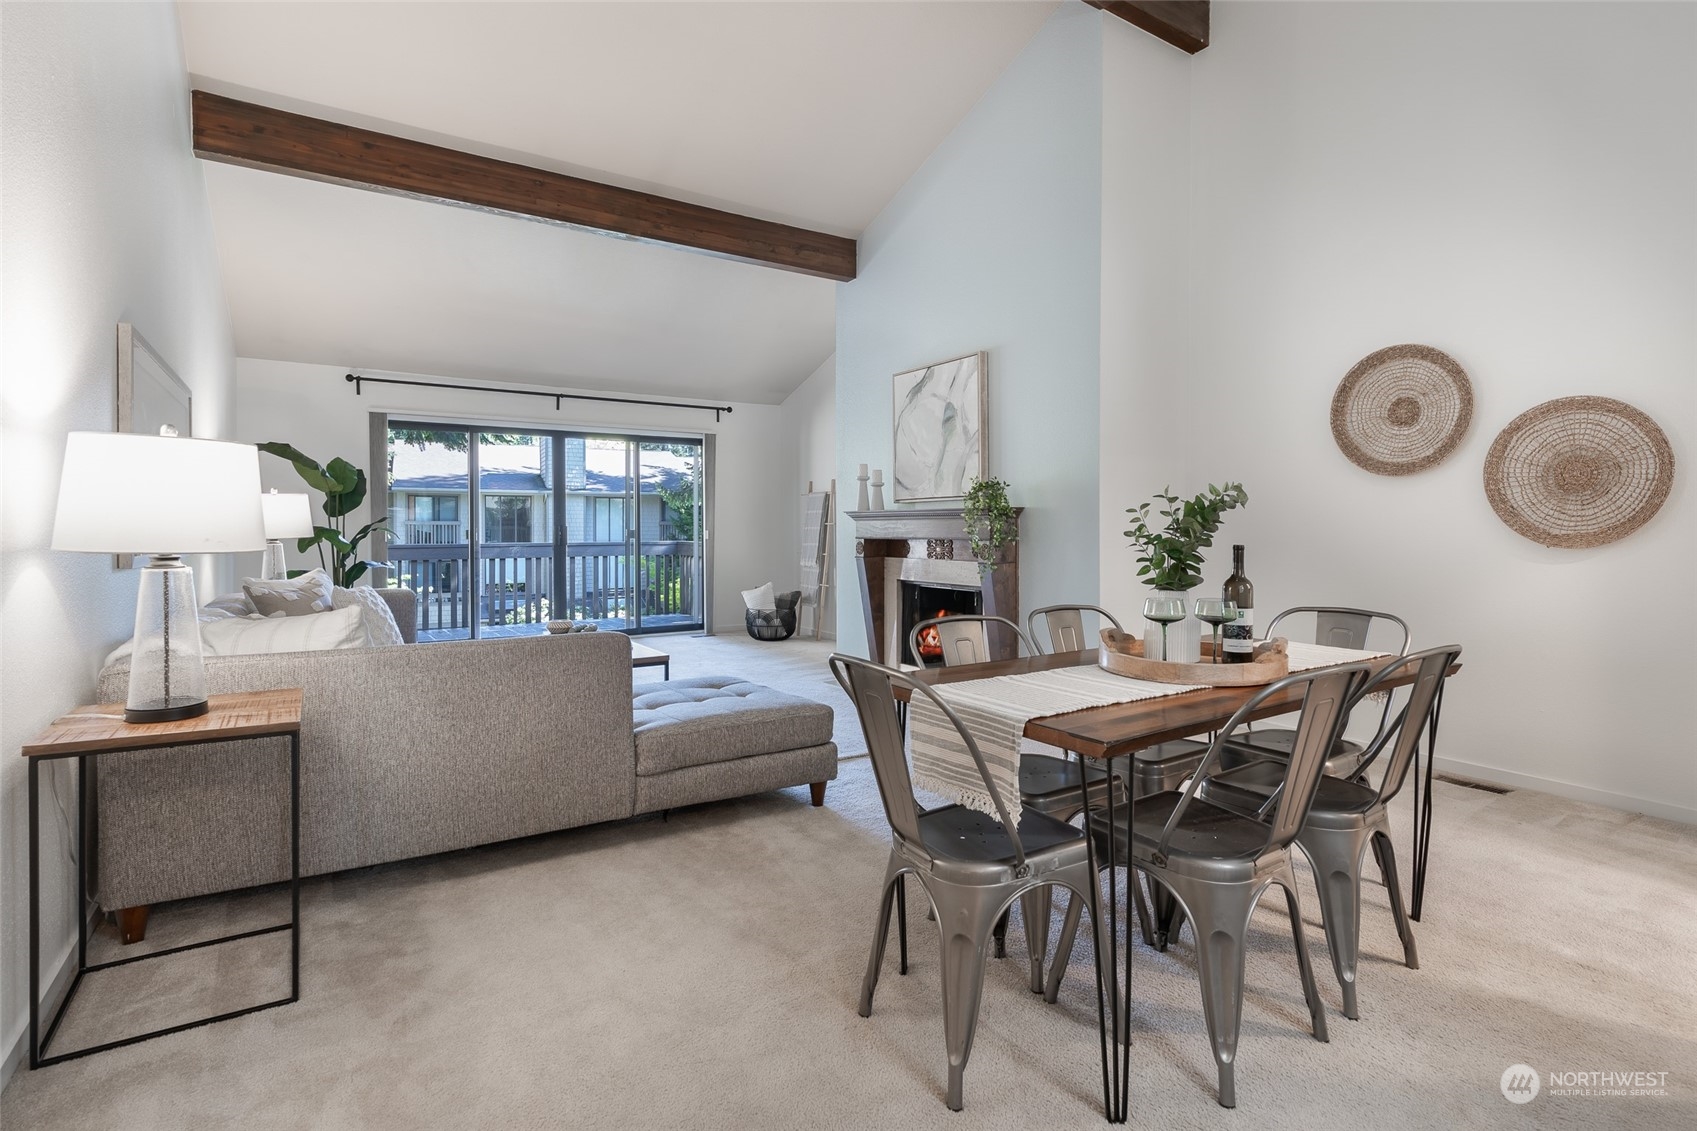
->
xmin=847 ymin=505 xmax=1021 ymax=667
xmin=899 ymin=582 xmax=983 ymax=667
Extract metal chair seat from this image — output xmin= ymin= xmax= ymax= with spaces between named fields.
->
xmin=1102 ymin=793 xmax=1279 ymax=880
xmin=1127 ymin=739 xmax=1211 ymax=797
xmin=918 ymin=804 xmax=1094 ymax=868
xmin=1224 ymin=729 xmax=1366 ymax=778
xmin=1204 ymin=758 xmax=1381 ymax=828
xmin=1020 ymin=751 xmax=1116 ymax=808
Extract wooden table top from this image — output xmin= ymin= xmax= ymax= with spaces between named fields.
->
xmin=21 ymin=689 xmax=305 ymax=757
xmin=903 ymin=650 xmax=1443 ymax=761
xmin=629 ymin=642 xmax=669 ymax=666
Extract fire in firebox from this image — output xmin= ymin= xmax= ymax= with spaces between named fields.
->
xmin=917 ymin=610 xmax=951 ymax=659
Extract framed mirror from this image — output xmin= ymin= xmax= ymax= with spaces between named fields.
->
xmin=114 ymin=323 xmax=193 ymax=568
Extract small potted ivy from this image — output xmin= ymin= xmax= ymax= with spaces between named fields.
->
xmin=961 ymin=477 xmax=1018 ymax=574
xmin=1123 ymin=482 xmax=1247 ymax=661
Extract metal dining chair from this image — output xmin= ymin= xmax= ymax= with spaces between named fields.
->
xmin=1028 ymin=602 xmax=1211 ymax=941
xmin=1200 ymin=645 xmax=1460 ymax=1020
xmin=828 ymin=654 xmax=1110 ymax=1112
xmin=1226 ymin=606 xmax=1410 ymax=777
xmin=908 ymin=614 xmax=1125 ymax=984
xmin=1044 ymin=662 xmax=1372 ymax=1108
xmin=1027 ymin=603 xmax=1122 ymax=655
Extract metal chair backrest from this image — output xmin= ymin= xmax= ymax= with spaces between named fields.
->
xmin=828 ymin=654 xmax=1025 ymax=866
xmin=1153 ymin=663 xmax=1372 ymax=864
xmin=1264 ymin=606 xmax=1410 ymax=655
xmin=1027 ymin=604 xmax=1123 ymax=655
xmin=907 ymin=614 xmax=1034 ymax=669
xmin=1264 ymin=606 xmax=1410 ymax=742
xmin=1348 ymin=645 xmax=1461 ymax=808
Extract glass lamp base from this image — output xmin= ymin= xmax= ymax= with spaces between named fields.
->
xmin=261 ymin=540 xmax=288 ymax=581
xmin=126 ymin=555 xmax=210 ymax=723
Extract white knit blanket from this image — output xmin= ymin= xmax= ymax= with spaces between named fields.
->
xmin=907 ymin=643 xmax=1388 ymax=823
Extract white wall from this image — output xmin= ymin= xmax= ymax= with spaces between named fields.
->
xmin=0 ymin=1 xmax=236 ymax=1081
xmin=780 ymin=353 xmax=837 ymax=637
xmin=834 ymin=3 xmax=1104 ymax=649
xmin=1098 ymin=17 xmax=1197 ymax=619
xmin=1176 ymin=1 xmax=1696 ymax=820
xmin=234 ymin=359 xmax=791 ymax=634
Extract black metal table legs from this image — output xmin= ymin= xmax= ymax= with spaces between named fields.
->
xmin=27 ymin=733 xmax=301 ymax=1068
xmin=1078 ymin=753 xmax=1131 ymax=1123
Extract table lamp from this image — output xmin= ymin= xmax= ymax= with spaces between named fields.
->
xmin=53 ymin=432 xmax=267 ymax=722
xmin=259 ymin=490 xmax=314 ymax=580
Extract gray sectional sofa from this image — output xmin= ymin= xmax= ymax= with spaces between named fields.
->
xmin=92 ymin=624 xmax=836 ymax=932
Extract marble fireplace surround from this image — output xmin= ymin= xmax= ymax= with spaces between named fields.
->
xmin=847 ymin=507 xmax=1022 ymax=667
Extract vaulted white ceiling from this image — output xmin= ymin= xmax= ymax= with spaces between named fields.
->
xmin=179 ymin=1 xmax=1058 ymax=403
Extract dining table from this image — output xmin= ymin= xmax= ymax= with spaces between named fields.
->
xmin=898 ymin=645 xmax=1452 ymax=1123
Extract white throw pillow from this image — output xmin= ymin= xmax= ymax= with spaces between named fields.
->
xmin=243 ymin=569 xmax=334 ymax=617
xmin=204 ymin=592 xmax=258 ymax=617
xmin=198 ymin=603 xmax=368 ymax=656
xmin=741 ymin=581 xmax=777 ymax=612
xmin=332 ymin=585 xmax=406 ymax=647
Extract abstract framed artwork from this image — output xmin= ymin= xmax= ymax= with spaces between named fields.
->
xmin=891 ymin=351 xmax=986 ymax=503
xmin=115 ymin=322 xmax=193 ymax=568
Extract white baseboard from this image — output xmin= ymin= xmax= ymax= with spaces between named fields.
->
xmin=1434 ymin=755 xmax=1697 ymax=825
xmin=0 ymin=922 xmax=85 ymax=1090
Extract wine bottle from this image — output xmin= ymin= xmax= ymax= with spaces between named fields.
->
xmin=1221 ymin=544 xmax=1255 ymax=663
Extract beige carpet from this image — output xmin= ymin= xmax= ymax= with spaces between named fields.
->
xmin=4 ymin=636 xmax=1694 ymax=1129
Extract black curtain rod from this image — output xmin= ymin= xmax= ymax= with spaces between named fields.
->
xmin=345 ymin=372 xmax=734 ymax=421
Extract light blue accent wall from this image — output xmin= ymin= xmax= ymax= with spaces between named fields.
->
xmin=834 ymin=3 xmax=1104 ymax=650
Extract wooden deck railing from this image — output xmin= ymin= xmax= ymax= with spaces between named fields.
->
xmin=382 ymin=540 xmax=698 ymax=633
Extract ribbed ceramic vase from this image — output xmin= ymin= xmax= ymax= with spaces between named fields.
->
xmin=1143 ymin=587 xmax=1201 ymax=663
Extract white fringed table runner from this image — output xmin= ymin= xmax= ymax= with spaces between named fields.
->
xmin=908 ymin=643 xmax=1389 ymax=824
xmin=909 ymin=667 xmax=1203 ymax=824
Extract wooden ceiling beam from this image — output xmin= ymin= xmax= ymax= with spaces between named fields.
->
xmin=1087 ymin=1 xmax=1209 ymax=55
xmin=191 ymin=91 xmax=857 ymax=282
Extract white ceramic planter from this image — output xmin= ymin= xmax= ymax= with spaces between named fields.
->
xmin=1142 ymin=587 xmax=1201 ymax=663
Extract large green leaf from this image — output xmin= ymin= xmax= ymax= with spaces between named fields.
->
xmin=322 ymin=468 xmax=368 ymax=517
xmin=257 ymin=441 xmax=336 ymax=494
xmin=324 ymin=457 xmax=362 ymax=495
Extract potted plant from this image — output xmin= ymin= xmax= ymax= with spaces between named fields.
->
xmin=1123 ymin=482 xmax=1247 ymax=661
xmin=961 ymin=477 xmax=1018 ymax=573
xmin=259 ymin=442 xmax=387 ymax=586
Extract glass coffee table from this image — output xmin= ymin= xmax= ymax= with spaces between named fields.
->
xmin=630 ymin=642 xmax=670 ymax=680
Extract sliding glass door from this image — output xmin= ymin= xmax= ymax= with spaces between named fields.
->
xmin=384 ymin=423 xmax=703 ymax=641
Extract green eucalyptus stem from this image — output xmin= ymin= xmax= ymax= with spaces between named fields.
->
xmin=1124 ymin=482 xmax=1248 ymax=591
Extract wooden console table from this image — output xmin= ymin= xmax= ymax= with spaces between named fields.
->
xmin=22 ymin=689 xmax=304 ymax=1067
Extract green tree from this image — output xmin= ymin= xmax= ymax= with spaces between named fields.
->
xmin=646 ymin=443 xmax=700 ymax=541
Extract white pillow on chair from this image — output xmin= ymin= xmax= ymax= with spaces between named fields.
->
xmin=741 ymin=581 xmax=777 ymax=612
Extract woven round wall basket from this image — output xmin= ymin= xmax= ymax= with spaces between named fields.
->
xmin=1484 ymin=396 xmax=1674 ymax=549
xmin=1331 ymin=344 xmax=1474 ymax=475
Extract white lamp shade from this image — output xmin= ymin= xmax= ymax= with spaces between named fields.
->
xmin=52 ymin=432 xmax=267 ymax=554
xmin=261 ymin=491 xmax=315 ymax=539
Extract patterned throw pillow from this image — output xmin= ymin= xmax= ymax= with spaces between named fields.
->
xmin=332 ymin=585 xmax=406 ymax=647
xmin=243 ymin=569 xmax=334 ymax=617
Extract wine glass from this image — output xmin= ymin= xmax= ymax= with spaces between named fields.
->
xmin=1142 ymin=595 xmax=1186 ymax=661
xmin=1193 ymin=598 xmax=1239 ymax=664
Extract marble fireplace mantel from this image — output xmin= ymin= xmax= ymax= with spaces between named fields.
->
xmin=847 ymin=507 xmax=1022 ymax=666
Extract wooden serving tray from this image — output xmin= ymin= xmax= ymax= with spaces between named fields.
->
xmin=1098 ymin=628 xmax=1290 ymax=686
